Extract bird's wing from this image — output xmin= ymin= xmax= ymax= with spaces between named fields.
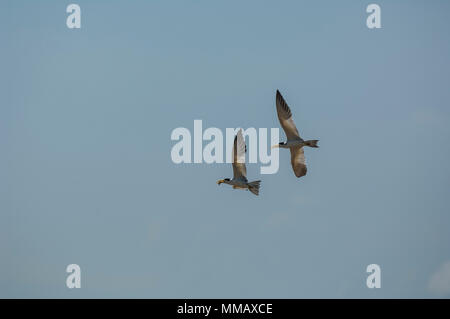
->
xmin=232 ymin=129 xmax=247 ymax=181
xmin=290 ymin=146 xmax=307 ymax=178
xmin=276 ymin=90 xmax=302 ymax=141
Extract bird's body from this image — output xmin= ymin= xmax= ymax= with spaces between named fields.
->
xmin=219 ymin=178 xmax=248 ymax=188
xmin=273 ymin=90 xmax=319 ymax=178
xmin=217 ymin=130 xmax=261 ymax=196
xmin=277 ymin=140 xmax=309 ymax=148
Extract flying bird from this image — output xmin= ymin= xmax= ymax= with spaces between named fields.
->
xmin=272 ymin=90 xmax=319 ymax=178
xmin=217 ymin=129 xmax=261 ymax=196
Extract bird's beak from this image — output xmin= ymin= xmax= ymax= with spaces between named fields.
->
xmin=217 ymin=179 xmax=224 ymax=185
xmin=271 ymin=144 xmax=279 ymax=149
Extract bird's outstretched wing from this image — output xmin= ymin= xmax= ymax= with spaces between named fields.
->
xmin=276 ymin=90 xmax=302 ymax=141
xmin=232 ymin=129 xmax=247 ymax=181
xmin=290 ymin=146 xmax=307 ymax=178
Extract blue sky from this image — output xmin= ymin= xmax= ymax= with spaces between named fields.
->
xmin=1 ymin=0 xmax=450 ymax=298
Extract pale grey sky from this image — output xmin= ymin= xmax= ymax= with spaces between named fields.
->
xmin=1 ymin=0 xmax=450 ymax=298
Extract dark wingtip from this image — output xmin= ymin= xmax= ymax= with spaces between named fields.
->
xmin=276 ymin=90 xmax=285 ymax=103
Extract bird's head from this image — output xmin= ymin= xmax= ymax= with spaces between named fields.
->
xmin=217 ymin=178 xmax=230 ymax=185
xmin=271 ymin=142 xmax=285 ymax=149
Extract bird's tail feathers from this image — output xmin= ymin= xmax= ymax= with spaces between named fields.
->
xmin=248 ymin=180 xmax=261 ymax=196
xmin=304 ymin=140 xmax=319 ymax=148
